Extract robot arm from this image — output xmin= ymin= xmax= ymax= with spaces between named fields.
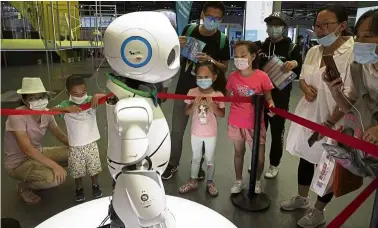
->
xmin=114 ymin=98 xmax=153 ymax=165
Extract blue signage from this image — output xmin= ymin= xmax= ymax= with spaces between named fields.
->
xmin=245 ymin=30 xmax=258 ymax=41
xmin=176 ymin=1 xmax=193 ymax=35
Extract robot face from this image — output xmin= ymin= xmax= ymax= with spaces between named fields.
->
xmin=104 ymin=12 xmax=180 ymax=84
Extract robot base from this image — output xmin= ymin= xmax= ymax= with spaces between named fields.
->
xmin=98 ymin=202 xmax=176 ymax=228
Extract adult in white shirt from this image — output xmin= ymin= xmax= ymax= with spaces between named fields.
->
xmin=325 ymin=8 xmax=378 ymax=145
xmin=324 ymin=8 xmax=378 ymax=228
xmin=282 ymin=5 xmax=356 ymax=228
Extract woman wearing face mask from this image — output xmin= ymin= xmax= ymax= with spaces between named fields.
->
xmin=323 ymin=9 xmax=378 ymax=228
xmin=324 ymin=9 xmax=378 ymax=167
xmin=4 ymin=77 xmax=69 ymax=205
xmin=283 ymin=5 xmax=356 ymax=228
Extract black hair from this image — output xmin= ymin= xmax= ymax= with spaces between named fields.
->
xmin=65 ymin=75 xmax=86 ymax=92
xmin=202 ymin=1 xmax=226 ymax=17
xmin=315 ymin=4 xmax=349 ymax=36
xmin=354 ymin=8 xmax=378 ymax=36
xmin=234 ymin=40 xmax=260 ymax=69
xmin=195 ymin=60 xmax=226 ymax=94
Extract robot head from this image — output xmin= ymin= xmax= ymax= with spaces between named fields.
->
xmin=103 ymin=12 xmax=180 ymax=84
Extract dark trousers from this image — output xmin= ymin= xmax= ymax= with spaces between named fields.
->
xmin=264 ymin=86 xmax=291 ymax=167
xmin=298 ymin=158 xmax=334 ymax=203
xmin=169 ymin=99 xmax=189 ymax=167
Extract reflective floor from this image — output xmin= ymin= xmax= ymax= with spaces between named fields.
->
xmin=1 ymin=60 xmax=375 ymax=228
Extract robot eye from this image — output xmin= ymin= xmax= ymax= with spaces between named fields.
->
xmin=167 ymin=48 xmax=176 ymax=67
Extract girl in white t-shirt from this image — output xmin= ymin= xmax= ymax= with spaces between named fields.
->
xmin=52 ymin=75 xmax=105 ymax=202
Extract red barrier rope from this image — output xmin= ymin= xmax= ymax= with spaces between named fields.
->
xmin=0 ymin=93 xmax=114 ymax=116
xmin=327 ymin=177 xmax=378 ymax=228
xmin=1 ymin=92 xmax=378 ymax=158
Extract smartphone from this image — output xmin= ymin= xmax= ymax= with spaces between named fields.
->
xmin=323 ymin=55 xmax=340 ymax=81
xmin=308 ymin=132 xmax=320 ymax=147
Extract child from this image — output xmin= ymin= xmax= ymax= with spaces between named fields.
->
xmin=226 ymin=41 xmax=275 ymax=194
xmin=52 ymin=75 xmax=105 ymax=202
xmin=178 ymin=60 xmax=226 ymax=196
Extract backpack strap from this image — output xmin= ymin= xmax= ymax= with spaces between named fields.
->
xmin=220 ymin=32 xmax=226 ymax=50
xmin=185 ymin=24 xmax=197 ymax=37
xmin=288 ymin=43 xmax=296 ymax=60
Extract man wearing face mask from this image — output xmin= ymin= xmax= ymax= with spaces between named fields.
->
xmin=257 ymin=12 xmax=302 ymax=179
xmin=4 ymin=77 xmax=69 ymax=205
xmin=163 ymin=1 xmax=230 ymax=180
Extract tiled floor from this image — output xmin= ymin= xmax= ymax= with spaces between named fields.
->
xmin=1 ymin=60 xmax=375 ymax=228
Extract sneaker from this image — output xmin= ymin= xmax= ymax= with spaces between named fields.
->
xmin=264 ymin=165 xmax=279 ymax=179
xmin=92 ymin=185 xmax=103 ymax=199
xmin=198 ymin=168 xmax=206 ymax=181
xmin=297 ymin=208 xmax=326 ymax=228
xmin=230 ymin=180 xmax=244 ymax=194
xmin=75 ymin=188 xmax=85 ymax=202
xmin=162 ymin=165 xmax=179 ymax=180
xmin=255 ymin=180 xmax=262 ymax=194
xmin=281 ymin=195 xmax=311 ymax=211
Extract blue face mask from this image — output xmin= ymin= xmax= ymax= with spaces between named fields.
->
xmin=203 ymin=16 xmax=220 ymax=31
xmin=317 ymin=25 xmax=341 ymax=47
xmin=197 ymin=78 xmax=213 ymax=89
xmin=317 ymin=32 xmax=339 ymax=47
xmin=353 ymin=42 xmax=378 ymax=64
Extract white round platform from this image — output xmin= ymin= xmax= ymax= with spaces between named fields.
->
xmin=36 ymin=195 xmax=237 ymax=228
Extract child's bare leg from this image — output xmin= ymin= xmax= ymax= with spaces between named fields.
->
xmin=233 ymin=140 xmax=246 ymax=181
xmin=75 ymin=177 xmax=83 ymax=189
xmin=91 ymin=174 xmax=99 ymax=186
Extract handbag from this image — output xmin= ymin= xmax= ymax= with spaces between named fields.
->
xmin=332 ymin=161 xmax=363 ymax=198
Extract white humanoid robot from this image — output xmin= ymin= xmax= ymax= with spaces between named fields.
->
xmin=102 ymin=11 xmax=180 ymax=228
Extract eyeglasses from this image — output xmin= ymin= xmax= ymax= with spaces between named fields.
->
xmin=205 ymin=15 xmax=221 ymax=22
xmin=313 ymin=22 xmax=339 ymax=30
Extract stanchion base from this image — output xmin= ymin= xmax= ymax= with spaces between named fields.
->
xmin=231 ymin=191 xmax=270 ymax=212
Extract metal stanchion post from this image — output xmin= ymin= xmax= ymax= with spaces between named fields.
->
xmin=369 ymin=189 xmax=378 ymax=228
xmin=231 ymin=94 xmax=270 ymax=211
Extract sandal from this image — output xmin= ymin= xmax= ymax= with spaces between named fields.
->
xmin=207 ymin=183 xmax=219 ymax=197
xmin=18 ymin=186 xmax=41 ymax=205
xmin=178 ymin=181 xmax=198 ymax=194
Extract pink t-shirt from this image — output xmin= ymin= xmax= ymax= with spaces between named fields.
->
xmin=3 ymin=106 xmax=57 ymax=170
xmin=185 ymin=88 xmax=225 ymax=137
xmin=226 ymin=70 xmax=274 ymax=129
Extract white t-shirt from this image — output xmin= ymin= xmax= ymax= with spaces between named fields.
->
xmin=64 ymin=108 xmax=100 ymax=147
xmin=362 ymin=64 xmax=378 ymax=100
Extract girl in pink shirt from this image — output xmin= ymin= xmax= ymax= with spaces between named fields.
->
xmin=178 ymin=60 xmax=226 ymax=196
xmin=227 ymin=41 xmax=275 ymax=195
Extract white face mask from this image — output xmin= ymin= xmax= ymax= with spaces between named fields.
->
xmin=29 ymin=99 xmax=48 ymax=110
xmin=234 ymin=58 xmax=251 ymax=70
xmin=69 ymin=94 xmax=88 ymax=104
